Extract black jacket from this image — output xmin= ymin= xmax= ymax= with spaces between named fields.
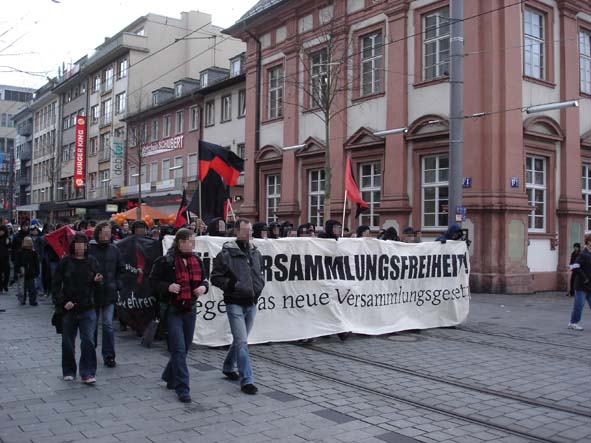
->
xmin=52 ymin=255 xmax=101 ymax=312
xmin=573 ymin=248 xmax=591 ymax=292
xmin=0 ymin=229 xmax=11 ymax=259
xmin=17 ymin=249 xmax=39 ymax=279
xmin=11 ymin=229 xmax=29 ymax=260
xmin=88 ymin=240 xmax=125 ymax=305
xmin=149 ymin=250 xmax=209 ymax=306
xmin=211 ymin=240 xmax=265 ymax=306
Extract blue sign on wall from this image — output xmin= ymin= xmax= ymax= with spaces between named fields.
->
xmin=510 ymin=177 xmax=520 ymax=188
xmin=463 ymin=177 xmax=472 ymax=188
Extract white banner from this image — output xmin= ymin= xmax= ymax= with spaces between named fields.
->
xmin=161 ymin=236 xmax=470 ymax=346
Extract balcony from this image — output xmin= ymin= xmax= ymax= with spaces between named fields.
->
xmin=19 ymin=145 xmax=32 ymax=161
xmin=100 ymin=115 xmax=113 ymax=127
xmin=85 ymin=32 xmax=148 ymax=71
xmin=17 ymin=174 xmax=31 ymax=186
xmin=17 ymin=122 xmax=32 ymax=136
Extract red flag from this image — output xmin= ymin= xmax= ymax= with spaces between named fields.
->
xmin=173 ymin=189 xmax=189 ymax=228
xmin=345 ymin=158 xmax=368 ymax=209
xmin=45 ymin=225 xmax=76 ymax=258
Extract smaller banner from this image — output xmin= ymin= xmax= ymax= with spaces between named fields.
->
xmin=74 ymin=116 xmax=86 ymax=189
xmin=111 ymin=137 xmax=125 ymax=188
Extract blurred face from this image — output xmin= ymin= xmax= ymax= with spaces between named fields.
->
xmin=23 ymin=240 xmax=33 ymax=249
xmin=188 ymin=223 xmax=196 ymax=232
xmin=135 ymin=227 xmax=147 ymax=237
xmin=178 ymin=236 xmax=195 ymax=255
xmin=151 ymin=230 xmax=160 ymax=240
xmin=333 ymin=225 xmax=342 ymax=237
xmin=361 ymin=230 xmax=370 ymax=238
xmin=575 ymin=245 xmax=581 ymax=253
xmin=122 ymin=221 xmax=129 ymax=232
xmin=236 ymin=222 xmax=252 ymax=242
xmin=99 ymin=226 xmax=111 ymax=243
xmin=260 ymin=230 xmax=268 ymax=239
xmin=451 ymin=231 xmax=463 ymax=241
xmin=74 ymin=241 xmax=87 ymax=256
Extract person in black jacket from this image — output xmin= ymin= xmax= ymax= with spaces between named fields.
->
xmin=568 ymin=234 xmax=591 ymax=331
xmin=0 ymin=225 xmax=11 ymax=292
xmin=211 ymin=218 xmax=265 ymax=395
xmin=52 ymin=233 xmax=103 ymax=384
xmin=89 ymin=221 xmax=124 ymax=368
xmin=568 ymin=243 xmax=581 ymax=297
xmin=318 ymin=219 xmax=342 ymax=240
xmin=17 ymin=237 xmax=40 ymax=305
xmin=149 ymin=228 xmax=208 ymax=403
xmin=11 ymin=222 xmax=30 ymax=284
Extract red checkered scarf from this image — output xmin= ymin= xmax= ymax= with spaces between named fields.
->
xmin=174 ymin=254 xmax=202 ymax=304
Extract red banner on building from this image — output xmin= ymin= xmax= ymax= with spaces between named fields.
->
xmin=74 ymin=116 xmax=86 ymax=189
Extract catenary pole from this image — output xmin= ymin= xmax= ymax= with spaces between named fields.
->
xmin=449 ymin=0 xmax=464 ymax=227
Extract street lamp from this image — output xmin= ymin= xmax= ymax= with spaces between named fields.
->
xmin=373 ymin=127 xmax=407 ymax=137
xmin=281 ymin=144 xmax=306 ymax=152
xmin=525 ymin=100 xmax=579 ymax=114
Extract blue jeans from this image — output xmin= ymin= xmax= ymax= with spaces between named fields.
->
xmin=162 ymin=308 xmax=196 ymax=395
xmin=94 ymin=304 xmax=115 ymax=360
xmin=62 ymin=309 xmax=97 ymax=378
xmin=223 ymin=304 xmax=256 ymax=386
xmin=23 ymin=278 xmax=37 ymax=305
xmin=571 ymin=290 xmax=591 ymax=324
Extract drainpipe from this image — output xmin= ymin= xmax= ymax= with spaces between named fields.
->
xmin=246 ymin=30 xmax=262 ymax=217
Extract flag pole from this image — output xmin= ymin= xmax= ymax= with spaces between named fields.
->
xmin=341 ymin=189 xmax=347 ymax=232
xmin=227 ymin=198 xmax=237 ymax=222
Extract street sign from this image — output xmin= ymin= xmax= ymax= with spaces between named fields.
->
xmin=456 ymin=206 xmax=467 ymax=222
xmin=510 ymin=177 xmax=520 ymax=188
xmin=463 ymin=177 xmax=472 ymax=188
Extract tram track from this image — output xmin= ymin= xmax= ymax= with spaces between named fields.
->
xmin=250 ymin=349 xmax=572 ymax=443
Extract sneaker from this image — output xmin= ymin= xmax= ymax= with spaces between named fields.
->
xmin=568 ymin=323 xmax=584 ymax=331
xmin=178 ymin=393 xmax=192 ymax=403
xmin=104 ymin=357 xmax=116 ymax=368
xmin=63 ymin=375 xmax=75 ymax=381
xmin=82 ymin=376 xmax=96 ymax=384
xmin=223 ymin=371 xmax=240 ymax=381
xmin=241 ymin=384 xmax=258 ymax=395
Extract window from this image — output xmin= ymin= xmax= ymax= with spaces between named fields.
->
xmin=201 ymin=72 xmax=208 ymax=87
xmin=422 ymin=155 xmax=448 ymax=228
xmin=268 ymin=66 xmax=284 ymax=119
xmin=103 ymin=66 xmax=114 ymax=92
xmin=231 ymin=58 xmax=241 ymax=76
xmin=359 ymin=162 xmax=381 ymax=228
xmin=117 ymin=58 xmax=128 ymax=79
xmin=221 ymin=95 xmax=232 ymax=122
xmin=309 ymin=49 xmax=328 ymax=107
xmin=151 ymin=119 xmax=159 ymax=141
xmin=309 ymin=169 xmax=325 ymax=228
xmin=238 ymin=90 xmax=246 ymax=117
xmin=115 ymin=92 xmax=126 ymax=115
xmin=114 ymin=126 xmax=125 ymax=139
xmin=163 ymin=115 xmax=171 ymax=137
xmin=266 ymin=174 xmax=281 ymax=223
xmin=524 ymin=8 xmax=545 ymax=80
xmin=150 ymin=161 xmax=158 ymax=182
xmin=99 ymin=170 xmax=110 ymax=196
xmin=62 ymin=116 xmax=70 ymax=130
xmin=188 ymin=154 xmax=198 ymax=180
xmin=423 ymin=7 xmax=450 ymax=81
xmin=89 ymin=137 xmax=98 ymax=156
xmin=162 ymin=159 xmax=170 ymax=180
xmin=99 ymin=133 xmax=111 ymax=161
xmin=61 ymin=144 xmax=70 ymax=162
xmin=580 ymin=31 xmax=591 ymax=95
xmin=130 ymin=166 xmax=138 ymax=186
xmin=92 ymin=74 xmax=100 ymax=93
xmin=80 ymin=82 xmax=86 ymax=94
xmin=134 ymin=27 xmax=144 ymax=36
xmin=361 ymin=32 xmax=383 ymax=96
xmin=141 ymin=123 xmax=148 ymax=144
xmin=175 ymin=84 xmax=183 ymax=97
xmin=91 ymin=105 xmax=99 ymax=124
xmin=173 ymin=156 xmax=183 ymax=186
xmin=526 ymin=155 xmax=546 ymax=231
xmin=101 ymin=98 xmax=112 ymax=125
xmin=175 ymin=110 xmax=184 ymax=134
xmin=89 ymin=172 xmax=97 ymax=190
xmin=583 ymin=165 xmax=591 ymax=232
xmin=237 ymin=143 xmax=245 ymax=160
xmin=190 ymin=106 xmax=199 ymax=130
xmin=205 ymin=101 xmax=215 ymax=126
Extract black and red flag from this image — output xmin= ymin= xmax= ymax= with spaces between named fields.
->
xmin=198 ymin=140 xmax=244 ymax=186
xmin=345 ymin=158 xmax=370 ymax=217
xmin=173 ymin=188 xmax=189 ymax=228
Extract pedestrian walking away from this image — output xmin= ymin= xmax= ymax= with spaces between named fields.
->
xmin=149 ymin=228 xmax=208 ymax=403
xmin=0 ymin=225 xmax=12 ymax=292
xmin=568 ymin=234 xmax=591 ymax=331
xmin=17 ymin=237 xmax=40 ymax=306
xmin=89 ymin=221 xmax=124 ymax=368
xmin=52 ymin=233 xmax=103 ymax=384
xmin=568 ymin=242 xmax=581 ymax=297
xmin=211 ymin=218 xmax=265 ymax=395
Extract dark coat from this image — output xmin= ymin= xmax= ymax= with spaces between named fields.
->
xmin=88 ymin=240 xmax=125 ymax=305
xmin=11 ymin=229 xmax=29 ymax=260
xmin=149 ymin=250 xmax=209 ymax=306
xmin=573 ymin=248 xmax=591 ymax=292
xmin=17 ymin=249 xmax=39 ymax=279
xmin=0 ymin=227 xmax=11 ymax=259
xmin=211 ymin=240 xmax=265 ymax=306
xmin=52 ymin=255 xmax=101 ymax=312
xmin=318 ymin=220 xmax=341 ymax=240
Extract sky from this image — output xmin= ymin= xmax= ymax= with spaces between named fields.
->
xmin=0 ymin=0 xmax=256 ymax=90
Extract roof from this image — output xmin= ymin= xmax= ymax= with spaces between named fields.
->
xmin=225 ymin=0 xmax=287 ymax=34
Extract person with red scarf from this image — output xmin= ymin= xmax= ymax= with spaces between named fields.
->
xmin=149 ymin=228 xmax=208 ymax=403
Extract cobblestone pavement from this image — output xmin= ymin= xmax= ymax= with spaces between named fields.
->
xmin=1 ymin=288 xmax=590 ymax=443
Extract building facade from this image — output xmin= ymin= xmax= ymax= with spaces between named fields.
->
xmin=0 ymin=85 xmax=33 ymax=220
xmin=13 ymin=107 xmax=33 ymax=211
xmin=225 ymin=0 xmax=591 ymax=293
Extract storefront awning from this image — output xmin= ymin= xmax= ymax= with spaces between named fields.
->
xmin=16 ymin=204 xmax=39 ymax=212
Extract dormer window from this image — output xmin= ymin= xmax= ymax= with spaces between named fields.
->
xmin=152 ymin=94 xmax=158 ymax=106
xmin=231 ymin=59 xmax=241 ymax=77
xmin=201 ymin=73 xmax=208 ymax=87
xmin=175 ymin=84 xmax=183 ymax=97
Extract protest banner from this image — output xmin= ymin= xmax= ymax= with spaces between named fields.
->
xmin=115 ymin=236 xmax=162 ymax=332
xmin=161 ymin=236 xmax=470 ymax=346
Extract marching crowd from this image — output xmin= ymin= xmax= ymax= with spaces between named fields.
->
xmin=1 ymin=215 xmax=588 ymax=404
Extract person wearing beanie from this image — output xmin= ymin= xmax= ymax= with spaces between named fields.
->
xmin=356 ymin=225 xmax=371 ymax=238
xmin=318 ymin=219 xmax=342 ymax=240
xmin=207 ymin=217 xmax=227 ymax=237
xmin=252 ymin=222 xmax=268 ymax=239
